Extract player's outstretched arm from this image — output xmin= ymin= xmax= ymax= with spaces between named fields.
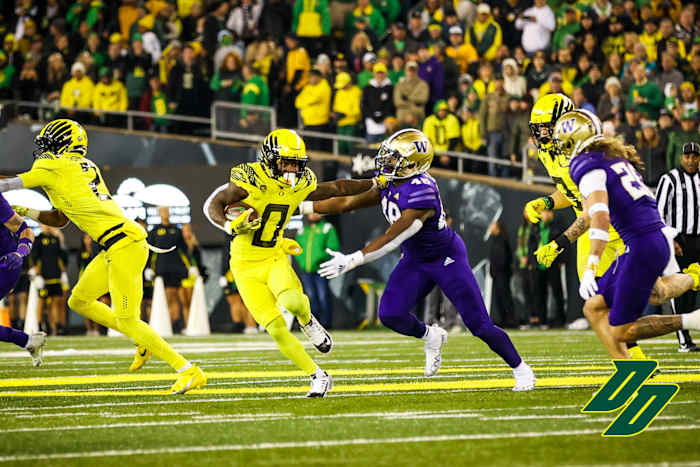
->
xmin=318 ymin=208 xmax=433 ymax=279
xmin=12 ymin=206 xmax=69 ymax=228
xmin=305 ymin=176 xmax=386 ymax=201
xmin=0 ymin=213 xmax=35 ymax=271
xmin=524 ymin=190 xmax=572 ymax=223
xmin=578 ymin=186 xmax=610 ymax=300
xmin=303 ymin=188 xmax=381 ymax=216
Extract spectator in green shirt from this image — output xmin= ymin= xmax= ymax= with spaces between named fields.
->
xmin=294 ymin=214 xmax=339 ymax=328
xmin=627 ymin=60 xmax=664 ymax=119
xmin=0 ymin=50 xmax=15 ymax=100
xmin=240 ymin=63 xmax=270 ymax=131
xmin=150 ymin=75 xmax=170 ymax=133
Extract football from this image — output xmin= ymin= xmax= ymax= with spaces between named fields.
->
xmin=224 ymin=202 xmax=258 ymax=221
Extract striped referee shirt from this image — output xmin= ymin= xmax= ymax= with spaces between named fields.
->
xmin=656 ymin=168 xmax=700 ymax=235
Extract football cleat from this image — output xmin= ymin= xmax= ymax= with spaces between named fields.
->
xmin=26 ymin=332 xmax=47 ymax=367
xmin=627 ymin=345 xmax=647 ymax=359
xmin=301 ymin=315 xmax=333 ymax=353
xmin=129 ymin=345 xmax=152 ymax=372
xmin=423 ymin=325 xmax=448 ymax=377
xmin=678 ymin=343 xmax=699 ymax=353
xmin=306 ymin=369 xmax=332 ymax=398
xmin=170 ymin=365 xmax=207 ymax=395
xmin=512 ymin=362 xmax=536 ymax=391
xmin=683 ymin=263 xmax=700 ymax=291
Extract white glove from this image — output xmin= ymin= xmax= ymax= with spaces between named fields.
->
xmin=28 ymin=268 xmax=37 ymax=279
xmin=219 ymin=276 xmax=228 ymax=288
xmin=188 ymin=266 xmax=199 ymax=277
xmin=319 ymin=248 xmax=364 ymax=279
xmin=34 ymin=275 xmax=45 ymax=289
xmin=579 ymin=269 xmax=598 ymax=300
xmin=60 ymin=272 xmax=69 ymax=287
xmin=144 ymin=268 xmax=155 ymax=281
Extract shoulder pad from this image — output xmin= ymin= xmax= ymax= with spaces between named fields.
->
xmin=570 ymin=152 xmax=606 ymax=184
xmin=230 ymin=163 xmax=259 ymax=188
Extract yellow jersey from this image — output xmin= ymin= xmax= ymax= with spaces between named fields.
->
xmin=18 ymin=152 xmax=146 ymax=250
xmin=229 ymin=162 xmax=317 ymax=263
xmin=538 ymin=147 xmax=584 ymax=214
xmin=422 ymin=114 xmax=461 ymax=152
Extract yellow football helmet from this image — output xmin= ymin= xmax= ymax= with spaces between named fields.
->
xmin=376 ymin=129 xmax=433 ymax=181
xmin=260 ymin=128 xmax=308 ymax=185
xmin=551 ymin=109 xmax=603 ymax=163
xmin=33 ymin=119 xmax=88 ymax=158
xmin=529 ymin=93 xmax=574 ymax=149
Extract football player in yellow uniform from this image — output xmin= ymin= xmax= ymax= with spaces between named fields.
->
xmin=1 ymin=119 xmax=205 ymax=394
xmin=525 ymin=94 xmax=645 ymax=358
xmin=205 ymin=129 xmax=386 ymax=397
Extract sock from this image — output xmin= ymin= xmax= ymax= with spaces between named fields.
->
xmin=266 ymin=316 xmax=317 ymax=375
xmin=475 ymin=325 xmax=522 ymax=368
xmin=116 ymin=316 xmax=187 ymax=371
xmin=0 ymin=325 xmax=29 ymax=348
xmin=421 ymin=325 xmax=432 ymax=341
xmin=68 ymin=296 xmax=118 ymax=330
xmin=682 ymin=310 xmax=700 ymax=330
xmin=277 ymin=289 xmax=311 ymax=326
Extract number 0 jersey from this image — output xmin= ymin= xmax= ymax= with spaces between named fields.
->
xmin=569 ymin=152 xmax=665 ymax=244
xmin=538 ymin=148 xmax=584 ymax=214
xmin=229 ymin=162 xmax=316 ymax=262
xmin=18 ymin=152 xmax=146 ymax=250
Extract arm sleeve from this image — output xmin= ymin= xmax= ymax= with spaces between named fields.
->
xmin=363 ymin=219 xmax=423 ymax=263
xmin=578 ymin=169 xmax=608 ymax=198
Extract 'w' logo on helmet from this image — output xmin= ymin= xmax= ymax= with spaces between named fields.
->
xmin=560 ymin=118 xmax=576 ymax=134
xmin=413 ymin=141 xmax=428 ymax=152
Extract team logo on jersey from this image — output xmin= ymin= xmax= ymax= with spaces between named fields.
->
xmin=413 ymin=140 xmax=428 ymax=153
xmin=582 ymin=360 xmax=678 ymax=436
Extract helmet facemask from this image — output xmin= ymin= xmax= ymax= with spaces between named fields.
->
xmin=529 ymin=121 xmax=554 ymax=149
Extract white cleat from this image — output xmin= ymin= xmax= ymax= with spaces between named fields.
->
xmin=512 ymin=361 xmax=536 ymax=391
xmin=26 ymin=332 xmax=47 ymax=367
xmin=423 ymin=325 xmax=448 ymax=377
xmin=243 ymin=326 xmax=259 ymax=335
xmin=306 ymin=369 xmax=332 ymax=398
xmin=301 ymin=315 xmax=333 ymax=353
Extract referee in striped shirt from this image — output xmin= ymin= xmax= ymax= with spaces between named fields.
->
xmin=656 ymin=142 xmax=700 ymax=352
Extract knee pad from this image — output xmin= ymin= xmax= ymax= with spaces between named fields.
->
xmin=277 ymin=289 xmax=308 ymax=315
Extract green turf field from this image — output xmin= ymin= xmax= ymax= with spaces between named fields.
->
xmin=0 ymin=330 xmax=698 ymax=466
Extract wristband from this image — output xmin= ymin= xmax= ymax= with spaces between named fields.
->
xmin=17 ymin=221 xmax=30 ymax=235
xmin=587 ymin=255 xmax=600 ymax=269
xmin=553 ymin=233 xmax=572 ymax=251
xmin=299 ymin=201 xmax=314 ymax=215
xmin=589 ymin=228 xmax=610 ymax=242
xmin=17 ymin=237 xmax=32 ymax=257
xmin=588 ymin=203 xmax=609 ymax=215
xmin=542 ymin=195 xmax=555 ymax=210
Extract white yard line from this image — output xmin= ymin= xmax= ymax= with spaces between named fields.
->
xmin=1 ymin=425 xmax=698 ymax=462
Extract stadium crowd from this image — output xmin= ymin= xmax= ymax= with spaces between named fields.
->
xmin=1 ymin=0 xmax=699 ymax=178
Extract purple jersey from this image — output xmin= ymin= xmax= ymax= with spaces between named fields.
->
xmin=570 ymin=152 xmax=665 ymax=243
xmin=0 ymin=194 xmax=17 ymax=257
xmin=379 ymin=173 xmax=455 ymax=261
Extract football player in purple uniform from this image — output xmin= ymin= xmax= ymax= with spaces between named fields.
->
xmin=302 ymin=129 xmax=535 ymax=391
xmin=549 ymin=109 xmax=700 ymax=358
xmin=0 ymin=192 xmax=46 ymax=365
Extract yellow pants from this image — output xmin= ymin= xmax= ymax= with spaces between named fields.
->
xmin=576 ymin=229 xmax=626 ymax=279
xmin=231 ymin=252 xmax=306 ymax=328
xmin=68 ymin=239 xmax=187 ymax=370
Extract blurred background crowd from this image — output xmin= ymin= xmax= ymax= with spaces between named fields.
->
xmin=1 ymin=0 xmax=699 ymax=178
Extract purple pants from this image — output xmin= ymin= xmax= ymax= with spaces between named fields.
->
xmin=0 ymin=266 xmax=21 ymax=300
xmin=378 ymin=235 xmax=522 ymax=368
xmin=599 ymin=229 xmax=671 ymax=326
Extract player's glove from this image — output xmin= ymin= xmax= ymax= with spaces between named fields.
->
xmin=11 ymin=205 xmax=40 ymax=221
xmin=579 ymin=269 xmax=598 ymax=300
xmin=144 ymin=268 xmax=155 ymax=281
xmin=188 ymin=266 xmax=199 ymax=278
xmin=373 ymin=175 xmax=389 ymax=190
xmin=0 ymin=252 xmax=23 ymax=271
xmin=225 ymin=208 xmax=262 ymax=235
xmin=319 ymin=248 xmax=364 ymax=279
xmin=218 ymin=276 xmax=228 ymax=288
xmin=60 ymin=272 xmax=69 ymax=287
xmin=281 ymin=238 xmax=303 ymax=256
xmin=524 ymin=196 xmax=554 ymax=223
xmin=534 ymin=234 xmax=571 ymax=268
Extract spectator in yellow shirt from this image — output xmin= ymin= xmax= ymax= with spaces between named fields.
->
xmin=295 ymin=67 xmax=331 ymax=151
xmin=332 ymin=72 xmax=362 ymax=155
xmin=281 ymin=33 xmax=311 ymax=127
xmin=446 ymin=25 xmax=477 ymax=74
xmin=60 ymin=61 xmax=95 ymax=122
xmin=465 ymin=3 xmax=502 ymax=62
xmin=422 ymin=99 xmax=461 ymax=157
xmin=93 ymin=67 xmax=128 ymax=128
xmin=537 ymin=72 xmax=573 ymax=98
